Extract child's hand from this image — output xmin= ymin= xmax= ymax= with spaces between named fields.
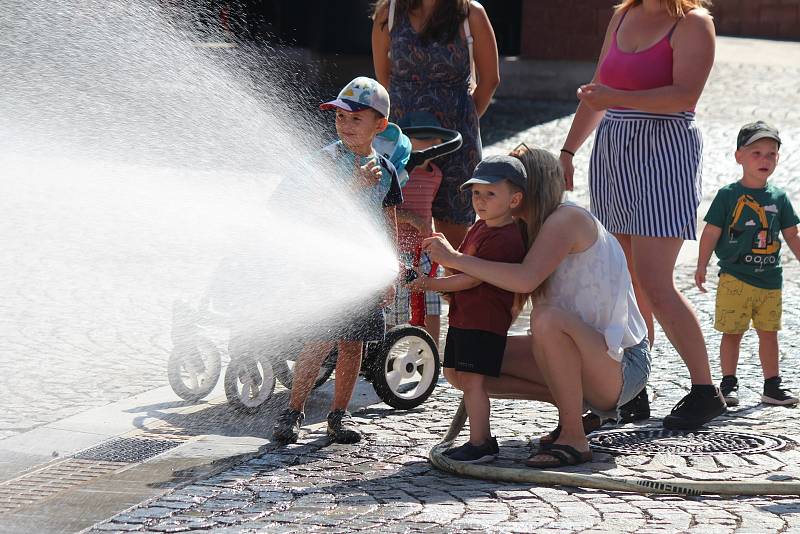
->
xmin=694 ymin=266 xmax=707 ymax=293
xmin=354 ymin=159 xmax=381 ymax=188
xmin=406 ymin=275 xmax=426 ymax=293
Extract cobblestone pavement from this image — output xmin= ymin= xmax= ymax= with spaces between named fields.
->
xmin=77 ymin=37 xmax=800 ymax=533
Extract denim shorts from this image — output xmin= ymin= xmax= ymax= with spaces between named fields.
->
xmin=585 ymin=338 xmax=651 ymax=420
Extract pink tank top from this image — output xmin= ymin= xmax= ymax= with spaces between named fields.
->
xmin=598 ymin=9 xmax=685 ymax=108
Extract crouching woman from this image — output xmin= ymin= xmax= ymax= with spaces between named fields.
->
xmin=423 ymin=146 xmax=651 ymax=468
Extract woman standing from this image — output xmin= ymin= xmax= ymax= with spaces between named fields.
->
xmin=559 ymin=0 xmax=725 ymax=429
xmin=372 ymin=0 xmax=499 ymax=247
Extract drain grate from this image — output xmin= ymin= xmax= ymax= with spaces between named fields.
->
xmin=73 ymin=437 xmax=183 ymax=463
xmin=589 ymin=429 xmax=787 ymax=456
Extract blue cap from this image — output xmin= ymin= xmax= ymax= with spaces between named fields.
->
xmin=460 ymin=155 xmax=527 ymax=191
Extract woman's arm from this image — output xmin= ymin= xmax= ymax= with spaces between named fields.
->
xmin=578 ymin=9 xmax=715 ymax=113
xmin=424 ymin=207 xmax=584 ymax=293
xmin=559 ymin=8 xmax=623 ymax=190
xmin=372 ymin=3 xmax=392 ymax=89
xmin=468 ymin=2 xmax=499 ymax=117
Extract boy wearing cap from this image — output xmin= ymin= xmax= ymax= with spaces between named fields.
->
xmin=409 ymin=155 xmax=527 ymax=463
xmin=696 ymin=121 xmax=800 ymax=407
xmin=272 ymin=77 xmax=402 ymax=445
xmin=387 ymin=112 xmax=445 ymax=345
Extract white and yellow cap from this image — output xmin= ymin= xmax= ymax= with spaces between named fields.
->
xmin=320 ymin=76 xmax=390 ymax=118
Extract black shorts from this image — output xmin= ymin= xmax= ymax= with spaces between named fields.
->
xmin=443 ymin=326 xmax=507 ymax=377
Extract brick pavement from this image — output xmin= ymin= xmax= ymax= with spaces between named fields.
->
xmin=77 ymin=37 xmax=800 ymax=533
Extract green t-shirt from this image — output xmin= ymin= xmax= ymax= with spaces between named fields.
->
xmin=704 ymin=181 xmax=799 ymax=289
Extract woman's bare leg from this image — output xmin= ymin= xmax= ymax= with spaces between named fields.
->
xmin=526 ymin=306 xmax=623 ymax=457
xmin=615 ymin=233 xmax=654 ymax=347
xmin=631 ymin=236 xmax=713 ymax=385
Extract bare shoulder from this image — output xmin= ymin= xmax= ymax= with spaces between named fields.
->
xmin=545 ymin=204 xmax=593 ymax=231
xmin=373 ymin=1 xmax=389 ymax=24
xmin=679 ymin=8 xmax=715 ymax=35
xmin=468 ymin=1 xmax=490 ymax=24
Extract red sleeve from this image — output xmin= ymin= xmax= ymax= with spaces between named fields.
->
xmin=474 ymin=224 xmax=526 ymax=264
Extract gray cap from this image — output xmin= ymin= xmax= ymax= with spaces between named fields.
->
xmin=737 ymin=120 xmax=781 ymax=149
xmin=460 ymin=155 xmax=527 ymax=191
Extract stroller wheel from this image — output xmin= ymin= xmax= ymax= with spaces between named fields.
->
xmin=371 ymin=326 xmax=440 ymax=410
xmin=167 ymin=336 xmax=221 ymax=401
xmin=224 ymin=352 xmax=276 ymax=412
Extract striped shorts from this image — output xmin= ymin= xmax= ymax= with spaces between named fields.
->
xmin=589 ymin=109 xmax=703 ymax=240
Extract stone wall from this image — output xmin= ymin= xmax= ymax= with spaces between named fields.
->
xmin=520 ymin=0 xmax=800 ymax=61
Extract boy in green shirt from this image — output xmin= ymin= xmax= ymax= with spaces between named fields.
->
xmin=696 ymin=121 xmax=800 ymax=407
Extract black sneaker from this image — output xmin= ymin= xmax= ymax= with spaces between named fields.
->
xmin=272 ymin=408 xmax=304 ymax=444
xmin=762 ymin=376 xmax=799 ymax=406
xmin=327 ymin=409 xmax=362 ymax=444
xmin=443 ymin=437 xmax=499 ymax=463
xmin=720 ymin=375 xmax=739 ymax=407
xmin=662 ymin=386 xmax=726 ymax=430
xmin=617 ymin=388 xmax=651 ymax=423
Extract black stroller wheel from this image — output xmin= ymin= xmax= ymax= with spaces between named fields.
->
xmin=224 ymin=352 xmax=276 ymax=412
xmin=371 ymin=326 xmax=440 ymax=410
xmin=167 ymin=336 xmax=221 ymax=401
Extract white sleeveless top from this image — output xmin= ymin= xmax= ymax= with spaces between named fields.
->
xmin=543 ymin=203 xmax=647 ymax=362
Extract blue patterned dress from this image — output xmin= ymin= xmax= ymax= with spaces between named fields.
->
xmin=389 ymin=12 xmax=482 ymax=225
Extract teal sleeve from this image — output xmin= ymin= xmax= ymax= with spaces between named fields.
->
xmin=704 ymin=189 xmax=729 ymax=228
xmin=780 ymin=193 xmax=800 ymax=229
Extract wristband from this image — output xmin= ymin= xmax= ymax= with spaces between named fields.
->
xmin=560 ymin=148 xmax=575 ymax=157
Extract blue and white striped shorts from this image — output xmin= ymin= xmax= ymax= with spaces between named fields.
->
xmin=589 ymin=109 xmax=703 ymax=240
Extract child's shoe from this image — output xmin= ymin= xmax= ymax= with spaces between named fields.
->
xmin=272 ymin=408 xmax=304 ymax=444
xmin=720 ymin=375 xmax=739 ymax=407
xmin=443 ymin=437 xmax=499 ymax=463
xmin=327 ymin=409 xmax=362 ymax=444
xmin=762 ymin=376 xmax=799 ymax=406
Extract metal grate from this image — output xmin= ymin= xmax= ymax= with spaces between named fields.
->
xmin=73 ymin=437 xmax=183 ymax=462
xmin=589 ymin=429 xmax=787 ymax=456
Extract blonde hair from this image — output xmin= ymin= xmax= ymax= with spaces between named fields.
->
xmin=509 ymin=145 xmax=565 ymax=302
xmin=615 ymin=0 xmax=711 ymax=17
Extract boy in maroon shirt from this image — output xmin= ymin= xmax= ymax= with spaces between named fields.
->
xmin=409 ymin=155 xmax=527 ymax=463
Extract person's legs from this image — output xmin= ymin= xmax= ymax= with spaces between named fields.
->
xmin=615 ymin=233 xmax=654 ymax=347
xmin=424 ymin=315 xmax=441 ymax=349
xmin=274 ymin=340 xmax=334 ymax=443
xmin=457 ymin=372 xmax=491 ymax=444
xmin=483 ymin=335 xmax=552 ymax=401
xmin=631 ymin=235 xmax=713 ymax=384
xmin=331 ymin=340 xmax=364 ymax=411
xmin=526 ymin=306 xmax=623 ymax=458
xmin=756 ymin=329 xmax=779 ymax=380
xmin=287 ymin=341 xmax=336 ymax=412
xmin=720 ymin=332 xmax=744 ymax=377
xmin=631 ymin=235 xmax=725 ymax=428
xmin=433 ymin=219 xmax=470 ymax=250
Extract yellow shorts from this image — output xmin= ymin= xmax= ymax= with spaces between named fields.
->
xmin=714 ymin=273 xmax=782 ymax=334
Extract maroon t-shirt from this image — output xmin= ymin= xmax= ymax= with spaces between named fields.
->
xmin=448 ymin=219 xmax=527 ymax=336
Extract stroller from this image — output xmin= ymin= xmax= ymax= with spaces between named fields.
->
xmin=167 ymin=123 xmax=462 ymax=412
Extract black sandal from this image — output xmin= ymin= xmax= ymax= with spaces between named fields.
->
xmin=526 ymin=444 xmax=593 ymax=468
xmin=538 ymin=412 xmax=605 ymax=449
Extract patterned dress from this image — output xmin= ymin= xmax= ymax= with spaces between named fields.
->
xmin=389 ymin=11 xmax=481 ymax=226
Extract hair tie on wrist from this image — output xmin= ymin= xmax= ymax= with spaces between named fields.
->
xmin=560 ymin=148 xmax=575 ymax=157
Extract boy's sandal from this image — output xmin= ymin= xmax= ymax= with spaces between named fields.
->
xmin=526 ymin=444 xmax=593 ymax=469
xmin=538 ymin=412 xmax=605 ymax=449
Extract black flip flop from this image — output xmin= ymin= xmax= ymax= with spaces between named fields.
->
xmin=538 ymin=413 xmax=605 ymax=449
xmin=526 ymin=444 xmax=593 ymax=468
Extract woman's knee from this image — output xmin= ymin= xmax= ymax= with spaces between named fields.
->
xmin=530 ymin=305 xmax=565 ymax=337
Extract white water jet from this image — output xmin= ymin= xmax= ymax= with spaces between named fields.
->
xmin=0 ymin=0 xmax=397 ymax=429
